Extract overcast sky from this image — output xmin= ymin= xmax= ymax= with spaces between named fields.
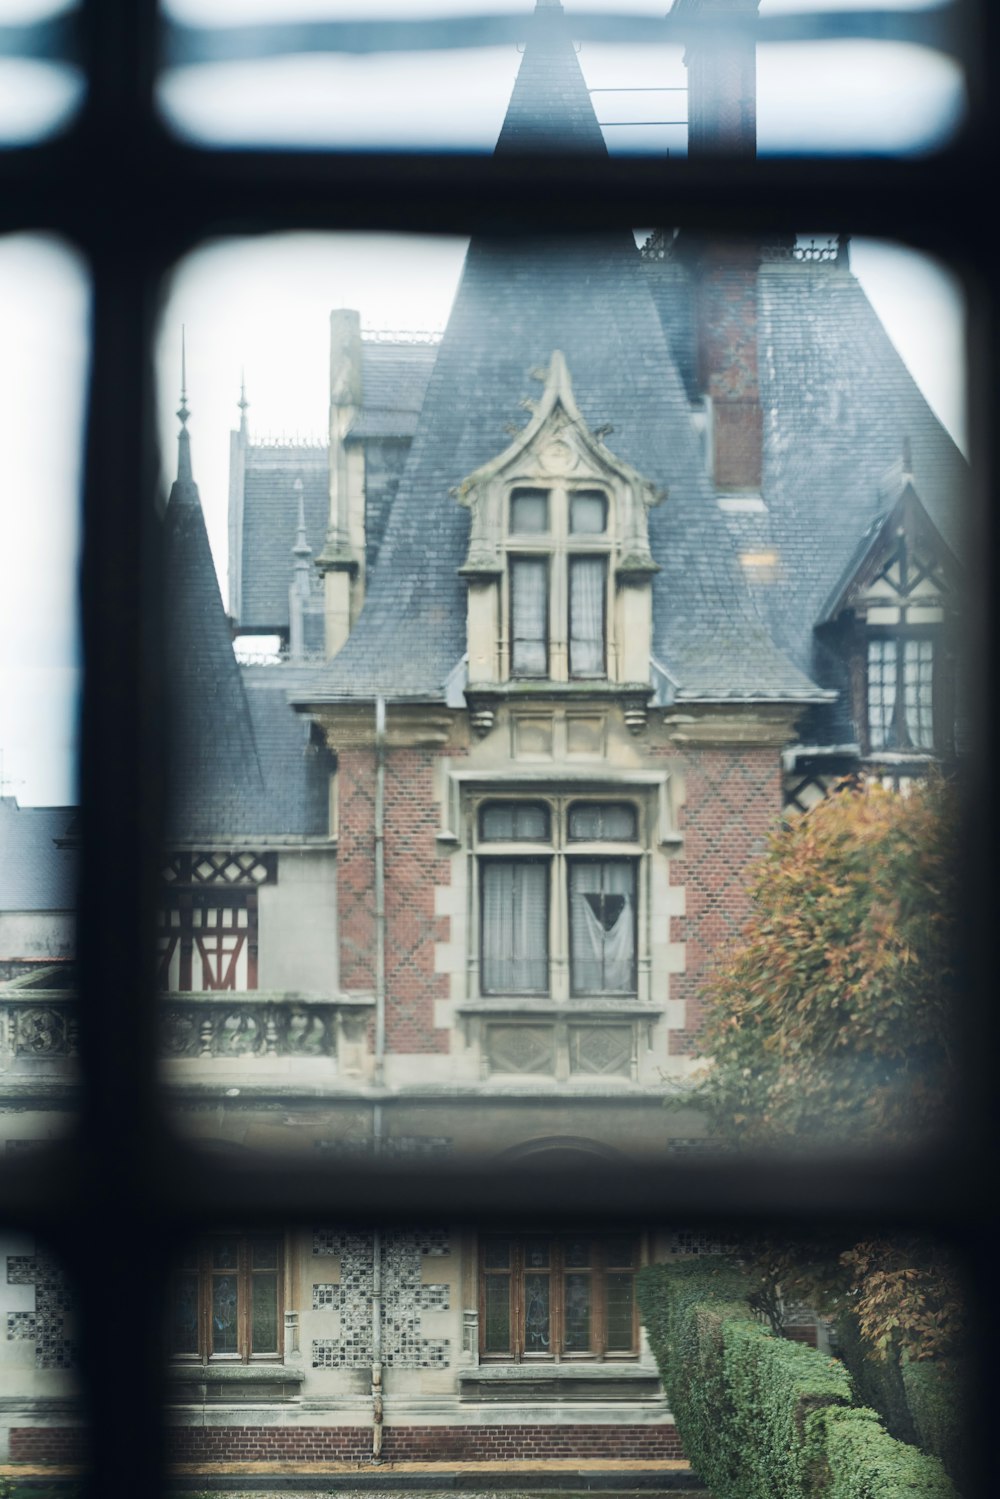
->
xmin=0 ymin=0 xmax=968 ymax=806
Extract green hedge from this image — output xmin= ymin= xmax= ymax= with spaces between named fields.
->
xmin=902 ymin=1355 xmax=967 ymax=1492
xmin=638 ymin=1262 xmax=960 ymax=1499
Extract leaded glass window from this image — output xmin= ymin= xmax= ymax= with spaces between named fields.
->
xmin=479 ymin=1235 xmax=637 ymax=1361
xmin=169 ymin=1237 xmax=283 ymax=1364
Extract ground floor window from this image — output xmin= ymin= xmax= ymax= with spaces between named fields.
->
xmin=480 ymin=1234 xmax=637 ymax=1360
xmin=169 ymin=1236 xmax=282 ymax=1363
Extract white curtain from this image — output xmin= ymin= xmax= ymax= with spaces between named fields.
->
xmin=511 ymin=559 xmax=548 ymax=675
xmin=482 ymin=861 xmax=548 ymax=993
xmin=903 ymin=638 xmax=934 ymax=749
xmin=570 ymin=861 xmax=635 ymax=994
xmin=867 ymin=639 xmax=896 ymax=750
xmin=569 ymin=558 xmax=605 ymax=677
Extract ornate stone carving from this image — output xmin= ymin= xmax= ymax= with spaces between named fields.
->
xmin=486 ymin=1024 xmax=555 ymax=1075
xmin=569 ymin=1025 xmax=632 ymax=1078
xmin=159 ymin=1001 xmax=338 ymax=1060
xmin=14 ymin=1006 xmax=77 ymax=1057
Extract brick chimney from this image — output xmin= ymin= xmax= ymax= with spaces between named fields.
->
xmin=675 ymin=0 xmax=764 ymax=491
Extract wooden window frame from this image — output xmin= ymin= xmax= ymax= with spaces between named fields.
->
xmin=169 ymin=1235 xmax=284 ymax=1367
xmin=478 ymin=1234 xmax=639 ymax=1363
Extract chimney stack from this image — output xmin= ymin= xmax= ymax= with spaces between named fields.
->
xmin=675 ymin=0 xmax=764 ymax=492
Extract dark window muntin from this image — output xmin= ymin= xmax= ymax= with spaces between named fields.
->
xmin=169 ymin=1236 xmax=283 ymax=1366
xmin=6 ymin=6 xmax=991 ymax=1497
xmin=479 ymin=1233 xmax=638 ymax=1362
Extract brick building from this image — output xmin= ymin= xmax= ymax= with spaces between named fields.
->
xmin=0 ymin=0 xmax=965 ymax=1471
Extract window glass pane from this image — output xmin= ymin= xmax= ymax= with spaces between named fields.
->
xmin=481 ymin=862 xmax=548 ymax=994
xmin=904 ymin=638 xmax=935 ymax=750
xmin=251 ymin=1273 xmax=279 ymax=1353
xmin=483 ymin=1274 xmax=511 ymax=1355
xmin=565 ymin=1237 xmax=591 ymax=1268
xmin=0 ymin=4 xmax=85 ymax=146
xmin=568 ymin=803 xmax=637 ymax=841
xmin=604 ymin=1272 xmax=634 ymax=1352
xmin=252 ymin=1239 xmax=279 ymax=1271
xmin=484 ymin=1237 xmax=511 ymax=1271
xmin=510 ymin=488 xmax=549 ymax=534
xmin=170 ymin=1273 xmax=200 ymax=1356
xmin=570 ymin=490 xmax=607 ymax=535
xmin=511 ymin=558 xmax=548 ymax=677
xmin=211 ymin=1274 xmax=239 ymax=1354
xmin=569 ymin=861 xmax=636 ymax=995
xmin=569 ymin=557 xmax=606 ymax=678
xmin=523 ymin=1273 xmax=551 ymax=1353
xmin=868 ymin=639 xmax=897 ymax=751
xmin=157 ymin=3 xmax=965 ymax=157
xmin=213 ymin=1241 xmax=239 ymax=1270
xmin=563 ymin=1273 xmax=591 ymax=1352
xmin=480 ymin=802 xmax=549 ymax=842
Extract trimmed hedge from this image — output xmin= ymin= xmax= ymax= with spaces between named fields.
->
xmin=638 ymin=1262 xmax=960 ymax=1499
xmin=902 ymin=1355 xmax=967 ymax=1492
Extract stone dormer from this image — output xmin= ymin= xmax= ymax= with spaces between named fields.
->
xmin=456 ymin=352 xmax=663 ymax=702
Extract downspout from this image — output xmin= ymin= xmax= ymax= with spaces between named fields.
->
xmin=371 ymin=694 xmax=387 ymax=1460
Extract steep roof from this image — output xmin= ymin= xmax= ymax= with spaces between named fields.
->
xmin=163 ymin=427 xmax=331 ymax=839
xmin=299 ymin=7 xmax=816 ymax=708
xmin=236 ymin=443 xmax=328 ymax=633
xmin=348 ymin=342 xmax=438 ymax=439
xmin=0 ymin=799 xmax=77 ymax=912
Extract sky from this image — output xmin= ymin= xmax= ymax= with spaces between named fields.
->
xmin=0 ymin=0 xmax=969 ymax=806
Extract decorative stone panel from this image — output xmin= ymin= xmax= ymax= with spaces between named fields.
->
xmin=568 ymin=1024 xmax=632 ymax=1077
xmin=160 ymin=1000 xmax=338 ymax=1059
xmin=486 ymin=1024 xmax=555 ymax=1076
xmin=12 ymin=1006 xmax=77 ymax=1057
xmin=308 ymin=1230 xmax=451 ymax=1368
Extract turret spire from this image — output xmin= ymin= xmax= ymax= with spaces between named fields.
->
xmin=176 ymin=326 xmax=193 ymax=484
xmin=238 ymin=369 xmax=249 ymax=437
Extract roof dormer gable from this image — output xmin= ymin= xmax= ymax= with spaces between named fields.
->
xmin=821 ymin=481 xmax=960 ymax=628
xmin=456 ymin=351 xmax=663 ymax=581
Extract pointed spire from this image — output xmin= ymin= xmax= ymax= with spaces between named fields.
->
xmin=238 ymin=369 xmax=249 ymax=438
xmin=292 ymin=478 xmax=311 ymax=567
xmin=176 ymin=326 xmax=193 ymax=485
xmin=495 ymin=0 xmax=606 ymax=156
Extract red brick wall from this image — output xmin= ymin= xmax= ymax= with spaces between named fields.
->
xmin=666 ymin=745 xmax=781 ymax=1056
xmin=694 ymin=242 xmax=762 ymax=490
xmin=163 ymin=1422 xmax=683 ymax=1463
xmin=338 ymin=744 xmax=450 ymax=1055
xmin=9 ymin=1426 xmax=88 ymax=1463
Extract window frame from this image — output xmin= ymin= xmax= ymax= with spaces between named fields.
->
xmin=169 ymin=1235 xmax=284 ymax=1367
xmin=2 ymin=6 xmax=993 ymax=1496
xmin=863 ymin=627 xmax=947 ymax=757
xmin=474 ymin=797 xmax=642 ymax=1001
xmin=478 ymin=1233 xmax=640 ymax=1363
xmin=504 ymin=481 xmax=613 ymax=681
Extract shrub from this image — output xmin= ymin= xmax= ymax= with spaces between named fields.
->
xmin=638 ymin=1262 xmax=962 ymax=1499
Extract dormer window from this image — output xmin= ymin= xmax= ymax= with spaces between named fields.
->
xmin=507 ymin=483 xmax=611 ymax=681
xmin=458 ymin=353 xmax=663 ymax=698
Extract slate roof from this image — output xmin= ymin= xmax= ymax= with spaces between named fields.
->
xmin=0 ymin=798 xmax=77 ymax=911
xmin=163 ymin=436 xmax=332 ymax=840
xmin=236 ymin=443 xmax=328 ymax=633
xmin=349 ymin=343 xmax=438 ymax=439
xmin=298 ymin=7 xmax=817 ymax=708
xmin=645 ymin=257 xmax=968 ymax=738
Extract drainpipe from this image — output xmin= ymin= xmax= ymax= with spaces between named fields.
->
xmin=371 ymin=695 xmax=387 ymax=1460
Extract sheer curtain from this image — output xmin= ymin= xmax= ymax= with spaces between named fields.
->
xmin=904 ymin=638 xmax=934 ymax=749
xmin=569 ymin=557 xmax=606 ymax=677
xmin=482 ymin=861 xmax=548 ymax=993
xmin=867 ymin=639 xmax=896 ymax=750
xmin=511 ymin=559 xmax=548 ymax=675
xmin=569 ymin=861 xmax=635 ymax=994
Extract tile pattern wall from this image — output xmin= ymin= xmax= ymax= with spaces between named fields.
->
xmin=310 ymin=1229 xmax=450 ymax=1369
xmin=5 ymin=1250 xmax=77 ymax=1369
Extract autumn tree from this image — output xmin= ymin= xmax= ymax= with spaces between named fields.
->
xmin=692 ymin=775 xmax=957 ymax=1149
